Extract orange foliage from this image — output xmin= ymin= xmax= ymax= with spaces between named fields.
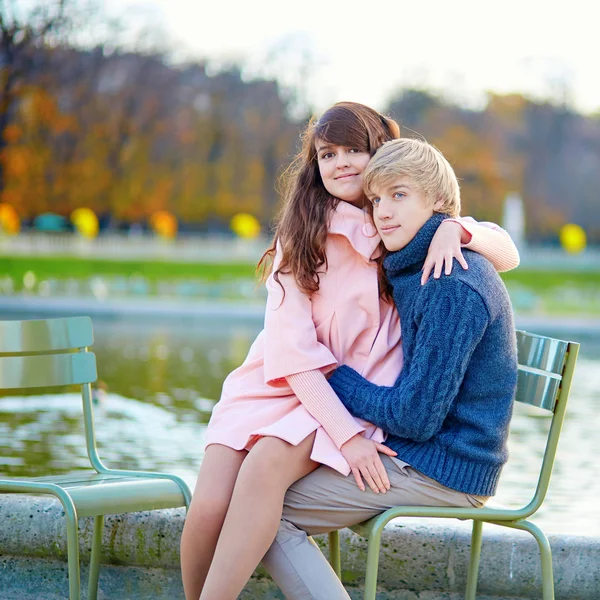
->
xmin=3 ymin=125 xmax=22 ymax=144
xmin=9 ymin=47 xmax=589 ymax=242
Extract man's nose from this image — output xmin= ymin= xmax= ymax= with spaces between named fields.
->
xmin=377 ymin=198 xmax=393 ymax=219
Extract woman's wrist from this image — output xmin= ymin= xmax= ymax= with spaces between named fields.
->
xmin=443 ymin=219 xmax=472 ymax=245
xmin=341 ymin=432 xmax=362 ymax=450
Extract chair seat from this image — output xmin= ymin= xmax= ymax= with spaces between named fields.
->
xmin=25 ymin=471 xmax=187 ymax=518
xmin=349 ymin=500 xmax=515 ymax=539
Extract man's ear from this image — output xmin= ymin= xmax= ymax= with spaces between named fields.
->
xmin=433 ymin=198 xmax=445 ymax=212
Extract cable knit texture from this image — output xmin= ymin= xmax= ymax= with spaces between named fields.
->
xmin=329 ymin=213 xmax=518 ymax=496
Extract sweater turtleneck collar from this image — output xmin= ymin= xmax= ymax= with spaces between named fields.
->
xmin=383 ymin=213 xmax=449 ymax=276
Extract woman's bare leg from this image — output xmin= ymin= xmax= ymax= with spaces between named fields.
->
xmin=180 ymin=443 xmax=247 ymax=600
xmin=199 ymin=433 xmax=319 ymax=600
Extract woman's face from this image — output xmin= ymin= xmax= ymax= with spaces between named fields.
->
xmin=315 ymin=139 xmax=371 ymax=206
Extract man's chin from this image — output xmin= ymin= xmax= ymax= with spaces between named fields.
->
xmin=382 ymin=239 xmax=407 ymax=252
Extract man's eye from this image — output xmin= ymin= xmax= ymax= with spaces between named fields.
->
xmin=372 ymin=197 xmax=380 ymax=206
xmin=393 ymin=192 xmax=405 ymax=199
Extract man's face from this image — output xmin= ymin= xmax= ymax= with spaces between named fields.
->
xmin=369 ymin=176 xmax=442 ymax=251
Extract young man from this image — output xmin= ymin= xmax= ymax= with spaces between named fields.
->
xmin=261 ymin=138 xmax=519 ymax=599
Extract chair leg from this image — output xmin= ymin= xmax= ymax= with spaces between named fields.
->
xmin=465 ymin=520 xmax=483 ymax=600
xmin=363 ymin=524 xmax=384 ymax=600
xmin=58 ymin=494 xmax=81 ymax=600
xmin=88 ymin=514 xmax=104 ymax=600
xmin=328 ymin=530 xmax=342 ymax=579
xmin=506 ymin=520 xmax=555 ymax=600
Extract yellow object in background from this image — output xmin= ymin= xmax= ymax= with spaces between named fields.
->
xmin=230 ymin=213 xmax=261 ymax=239
xmin=560 ymin=223 xmax=587 ymax=254
xmin=71 ymin=208 xmax=99 ymax=239
xmin=150 ymin=210 xmax=178 ymax=238
xmin=0 ymin=203 xmax=20 ymax=235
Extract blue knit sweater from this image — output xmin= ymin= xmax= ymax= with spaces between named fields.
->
xmin=329 ymin=214 xmax=518 ymax=496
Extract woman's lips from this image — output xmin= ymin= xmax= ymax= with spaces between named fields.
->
xmin=335 ymin=173 xmax=357 ymax=180
xmin=379 ymin=225 xmax=400 ymax=234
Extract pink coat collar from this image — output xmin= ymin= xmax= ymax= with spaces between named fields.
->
xmin=328 ymin=201 xmax=382 ymax=260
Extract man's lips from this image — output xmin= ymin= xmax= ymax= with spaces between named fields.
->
xmin=379 ymin=225 xmax=400 ymax=234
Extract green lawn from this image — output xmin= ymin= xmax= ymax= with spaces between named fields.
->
xmin=1 ymin=256 xmax=599 ymax=314
xmin=1 ymin=256 xmax=258 ymax=284
xmin=499 ymin=269 xmax=600 ymax=290
xmin=2 ymin=255 xmax=600 ymax=285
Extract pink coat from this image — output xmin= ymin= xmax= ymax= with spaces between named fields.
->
xmin=204 ymin=202 xmax=518 ymax=474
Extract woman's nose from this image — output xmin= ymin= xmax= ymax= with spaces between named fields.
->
xmin=336 ymin=151 xmax=350 ymax=168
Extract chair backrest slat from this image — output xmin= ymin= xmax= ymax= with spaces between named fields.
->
xmin=515 ymin=330 xmax=568 ymax=412
xmin=516 ymin=331 xmax=568 ymax=374
xmin=523 ymin=337 xmax=579 ymax=516
xmin=0 ymin=353 xmax=97 ymax=389
xmin=0 ymin=317 xmax=93 ymax=353
xmin=515 ymin=367 xmax=561 ymax=411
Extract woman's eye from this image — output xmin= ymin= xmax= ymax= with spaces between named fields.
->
xmin=372 ymin=197 xmax=380 ymax=206
xmin=393 ymin=192 xmax=405 ymax=199
xmin=320 ymin=152 xmax=333 ymax=159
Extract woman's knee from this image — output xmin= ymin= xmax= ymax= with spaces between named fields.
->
xmin=245 ymin=437 xmax=294 ymax=474
xmin=184 ymin=490 xmax=231 ymax=533
xmin=240 ymin=436 xmax=316 ymax=488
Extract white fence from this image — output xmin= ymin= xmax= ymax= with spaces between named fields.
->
xmin=0 ymin=232 xmax=269 ymax=263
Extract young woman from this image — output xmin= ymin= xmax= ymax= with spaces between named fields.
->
xmin=180 ymin=102 xmax=519 ymax=600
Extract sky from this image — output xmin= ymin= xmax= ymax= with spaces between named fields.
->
xmin=107 ymin=0 xmax=599 ymax=116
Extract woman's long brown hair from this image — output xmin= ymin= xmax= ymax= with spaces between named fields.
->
xmin=257 ymin=102 xmax=400 ymax=300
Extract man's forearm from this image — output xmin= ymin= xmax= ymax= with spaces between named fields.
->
xmin=330 ymin=281 xmax=489 ymax=442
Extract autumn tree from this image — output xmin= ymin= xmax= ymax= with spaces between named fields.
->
xmin=1 ymin=0 xmax=69 ymax=193
xmin=386 ymin=88 xmax=600 ymax=243
xmin=388 ymin=90 xmax=510 ymax=221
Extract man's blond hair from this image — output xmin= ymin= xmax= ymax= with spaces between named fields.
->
xmin=363 ymin=138 xmax=461 ymax=217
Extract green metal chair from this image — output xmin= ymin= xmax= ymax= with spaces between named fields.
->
xmin=327 ymin=329 xmax=580 ymax=600
xmin=0 ymin=316 xmax=192 ymax=600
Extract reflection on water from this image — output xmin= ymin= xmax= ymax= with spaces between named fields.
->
xmin=0 ymin=315 xmax=598 ymax=536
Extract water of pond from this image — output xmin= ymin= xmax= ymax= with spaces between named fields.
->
xmin=0 ymin=313 xmax=598 ymax=537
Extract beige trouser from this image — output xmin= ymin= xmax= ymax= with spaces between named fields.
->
xmin=261 ymin=455 xmax=487 ymax=600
